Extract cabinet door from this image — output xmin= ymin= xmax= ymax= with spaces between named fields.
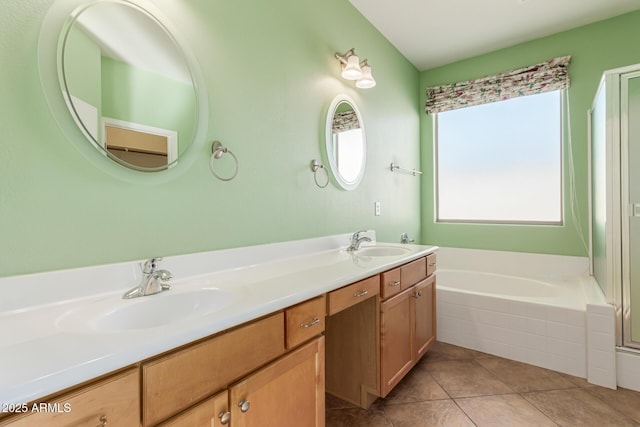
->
xmin=0 ymin=368 xmax=139 ymax=427
xmin=157 ymin=391 xmax=228 ymax=427
xmin=380 ymin=288 xmax=413 ymax=397
xmin=413 ymin=275 xmax=436 ymax=360
xmin=229 ymin=337 xmax=325 ymax=427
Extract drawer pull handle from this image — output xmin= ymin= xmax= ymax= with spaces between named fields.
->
xmin=354 ymin=289 xmax=368 ymax=297
xmin=388 ymin=281 xmax=400 ymax=287
xmin=238 ymin=400 xmax=251 ymax=413
xmin=413 ymin=291 xmax=423 ymax=298
xmin=429 ymin=262 xmax=437 ymax=267
xmin=96 ymin=415 xmax=107 ymax=427
xmin=300 ymin=317 xmax=320 ymax=328
xmin=219 ymin=411 xmax=231 ymax=425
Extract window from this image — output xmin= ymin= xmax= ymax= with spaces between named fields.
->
xmin=435 ymin=90 xmax=562 ymax=224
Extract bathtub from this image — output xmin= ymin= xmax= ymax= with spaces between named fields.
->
xmin=435 ymin=247 xmax=615 ymax=387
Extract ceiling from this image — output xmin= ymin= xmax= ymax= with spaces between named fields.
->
xmin=348 ymin=0 xmax=640 ymax=71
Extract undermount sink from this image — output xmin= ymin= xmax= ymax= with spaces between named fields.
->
xmin=355 ymin=245 xmax=412 ymax=257
xmin=57 ymin=288 xmax=237 ymax=333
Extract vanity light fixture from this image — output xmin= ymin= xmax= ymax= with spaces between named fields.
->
xmin=335 ymin=48 xmax=376 ymax=89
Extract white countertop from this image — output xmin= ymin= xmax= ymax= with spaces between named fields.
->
xmin=0 ymin=233 xmax=436 ymax=406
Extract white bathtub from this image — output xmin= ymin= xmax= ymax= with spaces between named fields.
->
xmin=435 ymin=247 xmax=615 ymax=386
xmin=437 ymin=269 xmax=578 ymax=304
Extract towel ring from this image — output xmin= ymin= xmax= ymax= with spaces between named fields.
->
xmin=210 ymin=141 xmax=239 ymax=181
xmin=311 ymin=160 xmax=329 ymax=188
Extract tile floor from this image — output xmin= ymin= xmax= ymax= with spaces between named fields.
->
xmin=326 ymin=341 xmax=640 ymax=426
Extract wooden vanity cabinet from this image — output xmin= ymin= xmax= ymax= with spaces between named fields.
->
xmin=326 ymin=253 xmax=437 ymax=408
xmin=380 ymin=274 xmax=436 ymax=396
xmin=142 ymin=313 xmax=285 ymax=426
xmin=0 ymin=368 xmax=139 ymax=427
xmin=145 ymin=298 xmax=326 ymax=426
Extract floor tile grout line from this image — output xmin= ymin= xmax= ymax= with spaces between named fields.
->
xmin=327 ymin=342 xmax=640 ymax=426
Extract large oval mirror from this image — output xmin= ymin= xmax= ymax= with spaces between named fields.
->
xmin=325 ymin=95 xmax=366 ymax=190
xmin=59 ymin=0 xmax=198 ymax=172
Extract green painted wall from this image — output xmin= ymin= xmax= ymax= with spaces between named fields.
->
xmin=101 ymin=57 xmax=196 ymax=156
xmin=0 ymin=0 xmax=421 ymax=277
xmin=420 ymin=10 xmax=640 ymax=256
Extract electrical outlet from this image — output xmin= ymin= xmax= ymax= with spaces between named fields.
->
xmin=374 ymin=201 xmax=381 ymax=216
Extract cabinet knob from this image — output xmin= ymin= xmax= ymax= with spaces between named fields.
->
xmin=95 ymin=415 xmax=107 ymax=427
xmin=413 ymin=291 xmax=422 ymax=298
xmin=238 ymin=400 xmax=251 ymax=413
xmin=218 ymin=411 xmax=231 ymax=425
xmin=388 ymin=281 xmax=400 ymax=287
xmin=353 ymin=289 xmax=368 ymax=297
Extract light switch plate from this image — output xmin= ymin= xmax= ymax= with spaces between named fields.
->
xmin=375 ymin=201 xmax=381 ymax=216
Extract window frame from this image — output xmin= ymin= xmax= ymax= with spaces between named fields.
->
xmin=433 ymin=90 xmax=565 ymax=226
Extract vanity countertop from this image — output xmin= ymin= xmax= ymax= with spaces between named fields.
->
xmin=0 ymin=236 xmax=437 ymax=406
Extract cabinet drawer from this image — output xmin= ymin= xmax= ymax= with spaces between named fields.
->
xmin=0 ymin=368 xmax=139 ymax=427
xmin=426 ymin=253 xmax=437 ymax=277
xmin=380 ymin=268 xmax=401 ymax=300
xmin=400 ymin=257 xmax=427 ymax=290
xmin=142 ymin=313 xmax=285 ymax=426
xmin=286 ymin=295 xmax=326 ymax=349
xmin=328 ymin=275 xmax=379 ymax=315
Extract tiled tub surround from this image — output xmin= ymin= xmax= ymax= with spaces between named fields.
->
xmin=0 ymin=232 xmax=437 ymax=406
xmin=435 ymin=247 xmax=617 ymax=388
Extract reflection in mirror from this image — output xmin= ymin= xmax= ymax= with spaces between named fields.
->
xmin=325 ymin=95 xmax=366 ymax=190
xmin=60 ymin=1 xmax=197 ymax=172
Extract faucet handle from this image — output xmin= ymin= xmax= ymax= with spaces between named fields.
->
xmin=142 ymin=257 xmax=163 ymax=274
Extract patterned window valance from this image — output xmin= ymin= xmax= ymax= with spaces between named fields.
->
xmin=424 ymin=55 xmax=571 ymax=114
xmin=332 ymin=111 xmax=360 ymax=133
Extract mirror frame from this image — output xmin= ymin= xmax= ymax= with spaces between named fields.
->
xmin=38 ymin=0 xmax=209 ymax=182
xmin=325 ymin=94 xmax=367 ymax=191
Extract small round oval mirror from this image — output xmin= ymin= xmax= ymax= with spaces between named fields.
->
xmin=59 ymin=0 xmax=199 ymax=172
xmin=325 ymin=95 xmax=366 ymax=190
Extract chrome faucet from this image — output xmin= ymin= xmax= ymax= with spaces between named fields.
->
xmin=123 ymin=258 xmax=172 ymax=299
xmin=400 ymin=233 xmax=414 ymax=244
xmin=347 ymin=230 xmax=372 ymax=252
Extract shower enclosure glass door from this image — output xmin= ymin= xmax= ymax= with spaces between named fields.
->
xmin=590 ymin=65 xmax=640 ymax=350
xmin=622 ymin=71 xmax=640 ymax=348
